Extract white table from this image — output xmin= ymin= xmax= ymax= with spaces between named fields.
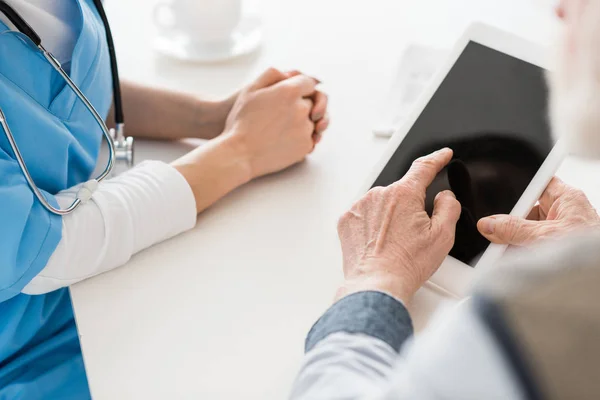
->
xmin=70 ymin=1 xmax=600 ymax=398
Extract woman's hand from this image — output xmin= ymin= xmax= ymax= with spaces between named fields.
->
xmin=222 ymin=68 xmax=328 ymax=179
xmin=214 ymin=69 xmax=329 ymax=143
xmin=172 ymin=68 xmax=329 ymax=214
xmin=281 ymin=70 xmax=330 ymax=145
xmin=336 ymin=148 xmax=461 ymax=304
xmin=114 ymin=68 xmax=329 ymax=143
xmin=477 ymin=177 xmax=600 ymax=245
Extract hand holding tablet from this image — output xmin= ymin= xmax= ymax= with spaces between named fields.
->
xmin=478 ymin=176 xmax=600 ymax=246
xmin=337 ymin=148 xmax=461 ymax=304
xmin=362 ymin=23 xmax=566 ymax=296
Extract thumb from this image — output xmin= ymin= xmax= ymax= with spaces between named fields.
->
xmin=431 ymin=190 xmax=462 ymax=237
xmin=249 ymin=68 xmax=288 ymax=91
xmin=477 ymin=215 xmax=546 ymax=245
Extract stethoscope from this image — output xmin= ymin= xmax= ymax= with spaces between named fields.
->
xmin=0 ymin=0 xmax=133 ymax=215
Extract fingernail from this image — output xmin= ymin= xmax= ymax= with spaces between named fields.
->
xmin=444 ymin=190 xmax=456 ymax=199
xmin=435 ymin=190 xmax=455 ymax=201
xmin=480 ymin=218 xmax=496 ymax=234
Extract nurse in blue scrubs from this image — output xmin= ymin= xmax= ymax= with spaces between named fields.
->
xmin=0 ymin=1 xmax=329 ymax=398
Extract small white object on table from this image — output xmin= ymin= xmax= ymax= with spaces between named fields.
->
xmin=71 ymin=1 xmax=597 ymax=399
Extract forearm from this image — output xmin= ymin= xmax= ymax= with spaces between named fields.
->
xmin=20 ymin=134 xmax=252 ymax=292
xmin=171 ymin=135 xmax=252 ymax=214
xmin=107 ymin=81 xmax=234 ymax=140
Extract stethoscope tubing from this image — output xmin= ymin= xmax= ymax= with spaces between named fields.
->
xmin=0 ymin=0 xmax=128 ymax=215
xmin=0 ymin=46 xmax=116 ymax=216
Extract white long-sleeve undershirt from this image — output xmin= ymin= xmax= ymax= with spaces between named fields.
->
xmin=22 ymin=161 xmax=197 ymax=294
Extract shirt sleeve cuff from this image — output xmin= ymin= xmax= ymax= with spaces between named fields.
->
xmin=122 ymin=160 xmax=197 ymax=252
xmin=305 ymin=291 xmax=414 ymax=353
xmin=139 ymin=160 xmax=197 ymax=236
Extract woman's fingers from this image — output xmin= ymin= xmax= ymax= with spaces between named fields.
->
xmin=311 ymin=91 xmax=328 ymax=122
xmin=300 ymin=98 xmax=315 ymax=119
xmin=284 ymin=70 xmax=325 ymax=122
xmin=284 ymin=70 xmax=303 ymax=79
xmin=281 ymin=70 xmax=328 ymax=129
xmin=315 ymin=113 xmax=329 ymax=135
xmin=267 ymin=74 xmax=318 ymax=99
xmin=250 ymin=67 xmax=288 ymax=90
xmin=251 ymin=68 xmax=319 ymax=91
xmin=310 ymin=114 xmax=330 ymax=153
xmin=253 ymin=68 xmax=328 ymax=151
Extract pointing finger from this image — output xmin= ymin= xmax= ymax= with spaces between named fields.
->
xmin=401 ymin=148 xmax=454 ymax=192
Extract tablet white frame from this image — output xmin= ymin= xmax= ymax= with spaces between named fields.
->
xmin=360 ymin=23 xmax=566 ymax=297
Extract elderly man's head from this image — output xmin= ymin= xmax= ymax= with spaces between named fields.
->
xmin=549 ymin=0 xmax=600 ymax=158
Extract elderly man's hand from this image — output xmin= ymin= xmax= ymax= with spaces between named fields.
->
xmin=477 ymin=177 xmax=600 ymax=246
xmin=336 ymin=148 xmax=461 ymax=304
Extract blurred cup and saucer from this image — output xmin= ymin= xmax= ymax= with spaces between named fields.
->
xmin=153 ymin=0 xmax=262 ymax=62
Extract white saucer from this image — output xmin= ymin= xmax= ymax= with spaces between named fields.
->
xmin=154 ymin=15 xmax=262 ymax=63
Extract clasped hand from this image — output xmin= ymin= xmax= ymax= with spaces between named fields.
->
xmin=172 ymin=67 xmax=329 ymax=214
xmin=222 ymin=68 xmax=329 ymax=179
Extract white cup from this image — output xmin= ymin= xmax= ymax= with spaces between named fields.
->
xmin=154 ymin=0 xmax=242 ymax=44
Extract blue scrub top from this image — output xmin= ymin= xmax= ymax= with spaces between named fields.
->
xmin=0 ymin=1 xmax=112 ymax=398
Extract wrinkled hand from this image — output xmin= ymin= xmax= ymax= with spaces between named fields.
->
xmin=222 ymin=68 xmax=329 ymax=179
xmin=477 ymin=177 xmax=600 ymax=245
xmin=336 ymin=148 xmax=461 ymax=304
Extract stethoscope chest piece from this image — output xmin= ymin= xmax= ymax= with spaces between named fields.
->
xmin=111 ymin=124 xmax=134 ymax=169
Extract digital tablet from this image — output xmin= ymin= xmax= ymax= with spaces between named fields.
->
xmin=362 ymin=23 xmax=566 ymax=296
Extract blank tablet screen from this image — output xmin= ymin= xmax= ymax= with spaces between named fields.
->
xmin=372 ymin=41 xmax=553 ymax=266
